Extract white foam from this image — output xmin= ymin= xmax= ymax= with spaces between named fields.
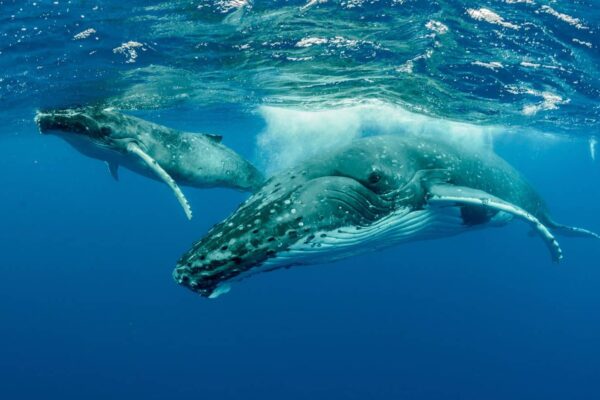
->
xmin=112 ymin=41 xmax=145 ymax=63
xmin=342 ymin=0 xmax=367 ymax=9
xmin=520 ymin=61 xmax=540 ymax=68
xmin=73 ymin=28 xmax=96 ymax=40
xmin=300 ymin=0 xmax=327 ymax=11
xmin=520 ymin=61 xmax=566 ymax=71
xmin=396 ymin=61 xmax=414 ymax=74
xmin=215 ymin=0 xmax=250 ymax=13
xmin=539 ymin=5 xmax=588 ymax=30
xmin=256 ymin=100 xmax=500 ymax=173
xmin=295 ymin=37 xmax=328 ymax=47
xmin=395 ymin=48 xmax=434 ymax=74
xmin=590 ymin=137 xmax=597 ymax=161
xmin=522 ymin=94 xmax=564 ymax=115
xmin=472 ymin=61 xmax=503 ymax=70
xmin=295 ymin=36 xmax=360 ymax=48
xmin=466 ymin=8 xmax=520 ymax=30
xmin=506 ymin=86 xmax=568 ymax=116
xmin=425 ymin=20 xmax=448 ymax=35
xmin=572 ymin=38 xmax=592 ymax=48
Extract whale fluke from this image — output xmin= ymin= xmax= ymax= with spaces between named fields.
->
xmin=126 ymin=142 xmax=193 ymax=220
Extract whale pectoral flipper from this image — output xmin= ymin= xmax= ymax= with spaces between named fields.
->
xmin=546 ymin=221 xmax=600 ymax=240
xmin=426 ymin=184 xmax=563 ymax=262
xmin=106 ymin=161 xmax=119 ymax=181
xmin=126 ymin=142 xmax=193 ymax=220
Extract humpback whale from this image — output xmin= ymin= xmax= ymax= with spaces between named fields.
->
xmin=173 ymin=135 xmax=599 ymax=298
xmin=35 ymin=107 xmax=264 ymax=219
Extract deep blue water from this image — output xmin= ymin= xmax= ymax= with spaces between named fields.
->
xmin=2 ymin=1 xmax=600 ymax=399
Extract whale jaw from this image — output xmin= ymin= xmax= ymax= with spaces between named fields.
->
xmin=189 ymin=206 xmax=476 ymax=298
xmin=35 ymin=108 xmax=108 ymax=138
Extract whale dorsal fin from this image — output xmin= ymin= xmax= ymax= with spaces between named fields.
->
xmin=203 ymin=133 xmax=222 ymax=143
xmin=106 ymin=161 xmax=119 ymax=181
xmin=426 ymin=184 xmax=563 ymax=263
xmin=126 ymin=142 xmax=193 ymax=220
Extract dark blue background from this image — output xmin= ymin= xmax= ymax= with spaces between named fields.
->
xmin=2 ymin=0 xmax=599 ymax=398
xmin=1 ymin=110 xmax=599 ymax=399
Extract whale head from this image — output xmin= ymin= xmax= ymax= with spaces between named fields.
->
xmin=35 ymin=107 xmax=138 ymax=152
xmin=173 ymin=137 xmax=424 ymax=297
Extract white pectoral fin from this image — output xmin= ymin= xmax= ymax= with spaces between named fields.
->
xmin=427 ymin=184 xmax=563 ymax=262
xmin=548 ymin=221 xmax=600 ymax=240
xmin=106 ymin=161 xmax=119 ymax=181
xmin=126 ymin=142 xmax=193 ymax=220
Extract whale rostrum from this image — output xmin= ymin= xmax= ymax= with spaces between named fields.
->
xmin=173 ymin=135 xmax=599 ymax=298
xmin=35 ymin=107 xmax=264 ymax=219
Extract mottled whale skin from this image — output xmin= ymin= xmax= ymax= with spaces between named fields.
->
xmin=174 ymin=135 xmax=598 ymax=297
xmin=35 ymin=107 xmax=264 ymax=219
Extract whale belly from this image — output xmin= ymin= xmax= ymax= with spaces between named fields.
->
xmin=222 ymin=207 xmax=512 ymax=290
xmin=277 ymin=207 xmax=469 ymax=266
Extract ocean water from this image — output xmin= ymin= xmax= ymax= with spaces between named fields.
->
xmin=1 ymin=1 xmax=600 ymax=399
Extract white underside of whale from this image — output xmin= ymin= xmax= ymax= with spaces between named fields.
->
xmin=209 ymin=205 xmax=512 ymax=297
xmin=209 ymin=182 xmax=570 ymax=298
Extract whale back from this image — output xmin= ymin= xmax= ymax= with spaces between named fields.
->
xmin=300 ymin=135 xmax=549 ymax=221
xmin=130 ymin=121 xmax=263 ymax=191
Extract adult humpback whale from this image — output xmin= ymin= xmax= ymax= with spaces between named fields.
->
xmin=35 ymin=107 xmax=264 ymax=219
xmin=173 ymin=135 xmax=599 ymax=298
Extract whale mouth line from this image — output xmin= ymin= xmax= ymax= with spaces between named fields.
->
xmin=35 ymin=109 xmax=105 ymax=137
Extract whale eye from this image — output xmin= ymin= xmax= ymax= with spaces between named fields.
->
xmin=100 ymin=127 xmax=112 ymax=136
xmin=368 ymin=171 xmax=381 ymax=184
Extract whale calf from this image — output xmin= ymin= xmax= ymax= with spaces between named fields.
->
xmin=173 ymin=135 xmax=599 ymax=298
xmin=35 ymin=107 xmax=264 ymax=219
